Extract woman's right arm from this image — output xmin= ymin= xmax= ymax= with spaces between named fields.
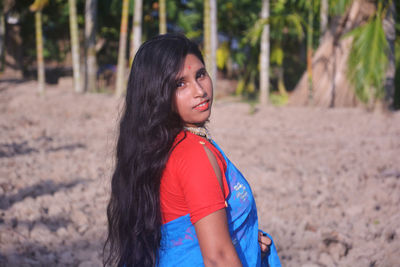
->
xmin=176 ymin=139 xmax=242 ymax=266
xmin=194 ymin=208 xmax=242 ymax=267
xmin=194 ymin=144 xmax=242 ymax=267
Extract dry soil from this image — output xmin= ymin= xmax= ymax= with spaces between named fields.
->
xmin=1 ymin=78 xmax=399 ymax=267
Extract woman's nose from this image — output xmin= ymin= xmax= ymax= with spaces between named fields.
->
xmin=194 ymin=81 xmax=207 ymax=97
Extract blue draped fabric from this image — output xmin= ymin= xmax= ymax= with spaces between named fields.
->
xmin=158 ymin=140 xmax=281 ymax=267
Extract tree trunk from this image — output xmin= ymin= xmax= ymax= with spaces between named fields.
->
xmin=84 ymin=0 xmax=97 ymax=92
xmin=259 ymin=0 xmax=270 ymax=105
xmin=210 ymin=0 xmax=217 ymax=90
xmin=0 ymin=12 xmax=5 ymax=71
xmin=130 ymin=0 xmax=142 ymax=64
xmin=289 ymin=0 xmax=376 ymax=107
xmin=4 ymin=9 xmax=23 ymax=78
xmin=204 ymin=0 xmax=217 ymax=93
xmin=69 ymin=0 xmax=82 ymax=93
xmin=328 ymin=42 xmax=337 ymax=108
xmin=277 ymin=66 xmax=287 ymax=95
xmin=307 ymin=0 xmax=314 ymax=103
xmin=3 ymin=0 xmax=22 ymax=77
xmin=203 ymin=0 xmax=211 ymax=80
xmin=383 ymin=0 xmax=396 ymax=109
xmin=35 ymin=11 xmax=45 ymax=94
xmin=159 ymin=0 xmax=166 ymax=34
xmin=320 ymin=0 xmax=328 ymax=43
xmin=115 ymin=0 xmax=129 ymax=97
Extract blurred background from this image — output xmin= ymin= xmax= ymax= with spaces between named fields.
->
xmin=0 ymin=0 xmax=400 ymax=266
xmin=1 ymin=0 xmax=399 ymax=108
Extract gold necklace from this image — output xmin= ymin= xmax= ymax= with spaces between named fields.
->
xmin=184 ymin=126 xmax=212 ymax=140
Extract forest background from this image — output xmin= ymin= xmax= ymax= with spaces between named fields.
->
xmin=1 ymin=0 xmax=400 ymax=266
xmin=1 ymin=0 xmax=399 ymax=109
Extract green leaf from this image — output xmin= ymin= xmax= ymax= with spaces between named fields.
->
xmin=346 ymin=9 xmax=389 ymax=104
xmin=271 ymin=46 xmax=284 ymax=65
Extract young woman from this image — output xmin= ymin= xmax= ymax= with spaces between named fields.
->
xmin=104 ymin=34 xmax=281 ymax=267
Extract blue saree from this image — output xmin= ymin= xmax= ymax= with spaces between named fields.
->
xmin=158 ymin=140 xmax=281 ymax=266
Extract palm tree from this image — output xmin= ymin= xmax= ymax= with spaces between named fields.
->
xmin=259 ymin=0 xmax=270 ymax=105
xmin=347 ymin=0 xmax=393 ymax=108
xmin=319 ymin=0 xmax=329 ymax=40
xmin=246 ymin=0 xmax=303 ymax=102
xmin=289 ymin=0 xmax=395 ymax=108
xmin=159 ymin=0 xmax=167 ymax=34
xmin=204 ymin=0 xmax=210 ymax=75
xmin=130 ymin=0 xmax=142 ymax=65
xmin=290 ymin=0 xmax=318 ymax=103
xmin=320 ymin=0 xmax=328 ymax=42
xmin=0 ymin=9 xmax=5 ymax=71
xmin=84 ymin=0 xmax=97 ymax=92
xmin=69 ymin=0 xmax=82 ymax=93
xmin=115 ymin=0 xmax=129 ymax=97
xmin=30 ymin=0 xmax=49 ymax=94
xmin=306 ymin=0 xmax=314 ymax=103
xmin=203 ymin=0 xmax=217 ymax=90
xmin=210 ymin=0 xmax=217 ymax=89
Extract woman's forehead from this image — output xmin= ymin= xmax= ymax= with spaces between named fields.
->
xmin=182 ymin=55 xmax=204 ymax=71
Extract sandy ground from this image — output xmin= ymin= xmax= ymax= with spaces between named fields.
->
xmin=0 ymin=77 xmax=399 ymax=267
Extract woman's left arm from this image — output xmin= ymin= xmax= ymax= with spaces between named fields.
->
xmin=194 ymin=208 xmax=242 ymax=267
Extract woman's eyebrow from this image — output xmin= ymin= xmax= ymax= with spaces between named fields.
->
xmin=175 ymin=76 xmax=184 ymax=83
xmin=196 ymin=67 xmax=206 ymax=74
xmin=176 ymin=66 xmax=205 ymax=80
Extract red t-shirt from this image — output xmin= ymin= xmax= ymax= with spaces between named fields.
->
xmin=160 ymin=131 xmax=230 ymax=224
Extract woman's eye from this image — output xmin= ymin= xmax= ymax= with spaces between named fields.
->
xmin=176 ymin=81 xmax=185 ymax=88
xmin=197 ymin=71 xmax=206 ymax=79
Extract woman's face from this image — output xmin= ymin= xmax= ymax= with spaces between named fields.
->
xmin=174 ymin=54 xmax=213 ymax=127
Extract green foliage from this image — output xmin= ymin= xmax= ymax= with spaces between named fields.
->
xmin=271 ymin=46 xmax=284 ymax=66
xmin=29 ymin=0 xmax=49 ymax=12
xmin=177 ymin=11 xmax=202 ymax=39
xmin=216 ymin=42 xmax=230 ymax=70
xmin=236 ymin=78 xmax=246 ymax=95
xmin=174 ymin=0 xmax=203 ymax=39
xmin=346 ymin=4 xmax=388 ymax=104
xmin=18 ymin=0 xmax=74 ymax=67
xmin=240 ymin=0 xmax=305 ymax=99
xmin=395 ymin=63 xmax=400 ymax=109
xmin=269 ymin=92 xmax=289 ymax=106
xmin=292 ymin=0 xmax=319 ymax=13
xmin=234 ymin=43 xmax=259 ymax=98
xmin=246 ymin=2 xmax=304 ymax=46
xmin=396 ymin=23 xmax=400 ymax=65
xmin=393 ymin=15 xmax=400 ymax=110
xmin=166 ymin=0 xmax=178 ymax=20
xmin=219 ymin=0 xmax=261 ymax=39
xmin=329 ymin=0 xmax=352 ymax=16
xmin=14 ymin=0 xmax=394 ymax=103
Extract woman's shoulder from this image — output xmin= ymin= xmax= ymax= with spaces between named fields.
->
xmin=167 ymin=131 xmax=216 ymax=170
xmin=171 ymin=131 xmax=208 ymax=156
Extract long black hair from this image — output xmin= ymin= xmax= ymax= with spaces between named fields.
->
xmin=104 ymin=34 xmax=205 ymax=266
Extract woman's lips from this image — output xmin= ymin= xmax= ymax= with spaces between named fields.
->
xmin=193 ymin=100 xmax=210 ymax=111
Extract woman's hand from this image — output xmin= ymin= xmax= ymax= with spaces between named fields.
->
xmin=258 ymin=231 xmax=272 ymax=258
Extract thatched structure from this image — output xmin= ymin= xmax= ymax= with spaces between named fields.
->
xmin=289 ymin=0 xmax=376 ymax=107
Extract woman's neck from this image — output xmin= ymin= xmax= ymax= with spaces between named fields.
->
xmin=184 ymin=126 xmax=211 ymax=140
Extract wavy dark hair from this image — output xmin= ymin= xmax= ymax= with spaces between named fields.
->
xmin=104 ymin=34 xmax=205 ymax=267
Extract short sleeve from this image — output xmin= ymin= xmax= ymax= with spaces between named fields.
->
xmin=173 ymin=141 xmax=226 ymax=224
